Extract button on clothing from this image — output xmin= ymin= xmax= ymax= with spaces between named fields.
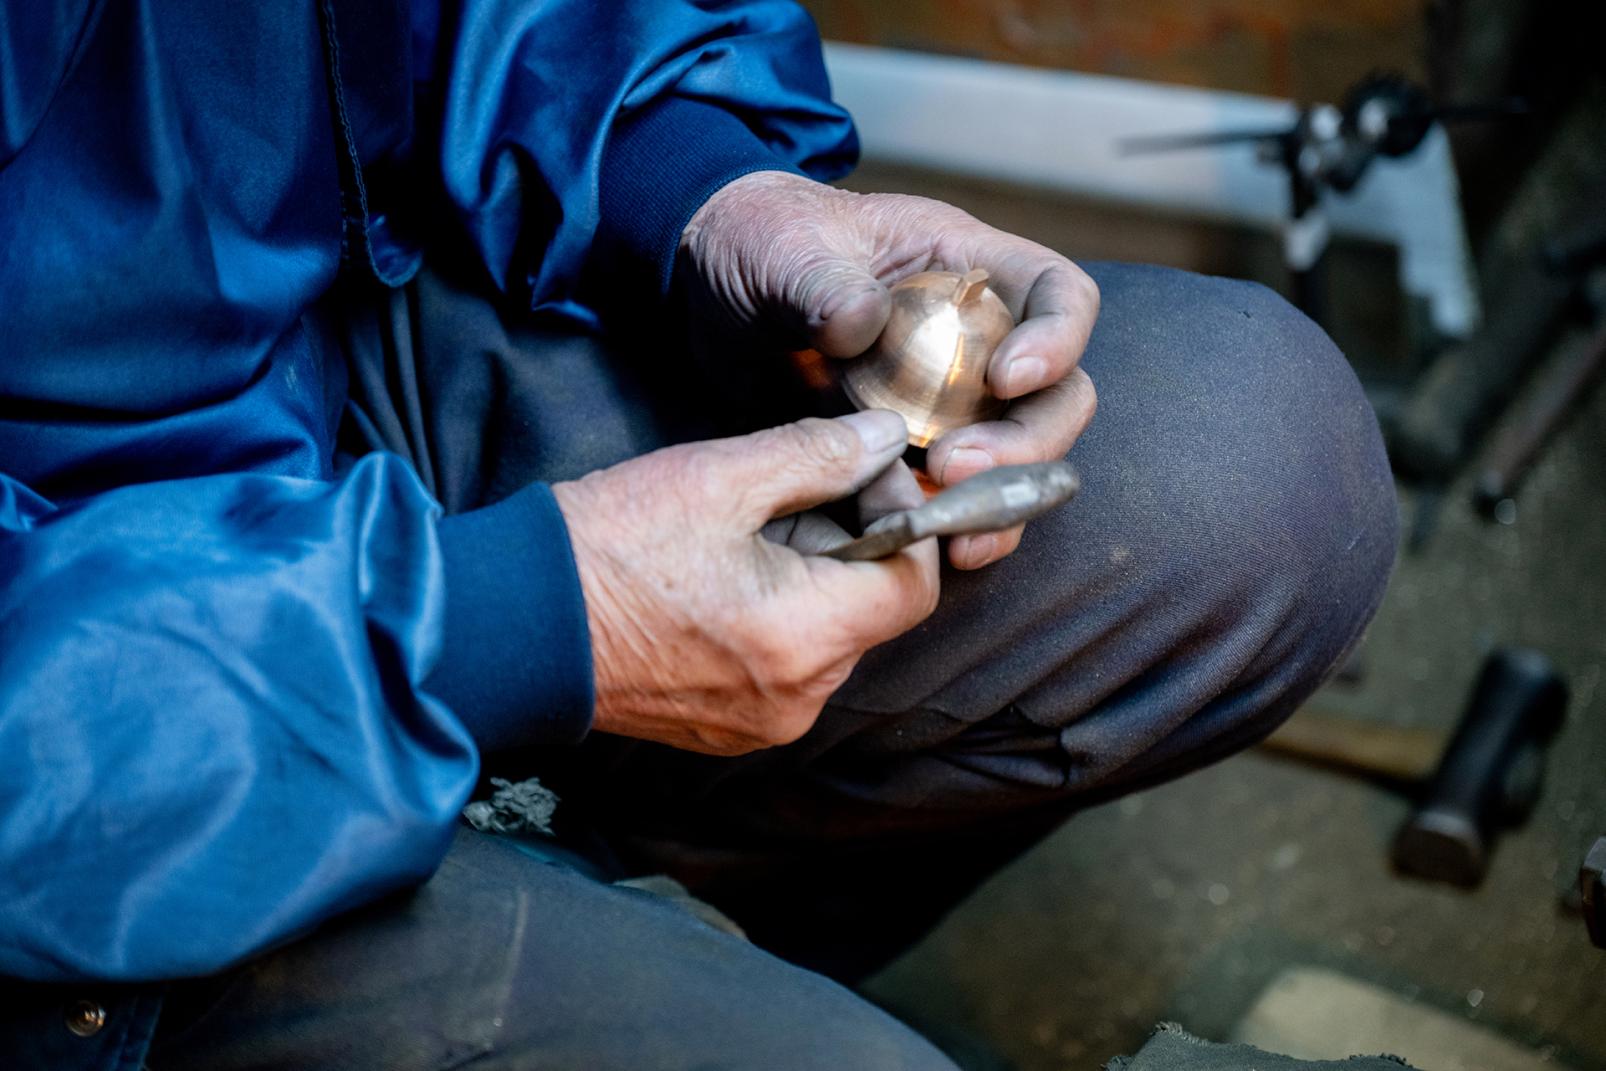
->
xmin=64 ymin=1001 xmax=106 ymax=1038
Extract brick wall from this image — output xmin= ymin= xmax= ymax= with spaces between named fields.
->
xmin=802 ymin=0 xmax=1428 ymax=104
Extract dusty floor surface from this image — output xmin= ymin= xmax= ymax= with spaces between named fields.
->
xmin=854 ymin=182 xmax=1606 ymax=1069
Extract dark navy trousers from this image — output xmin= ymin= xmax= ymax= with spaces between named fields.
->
xmin=141 ymin=259 xmax=1399 ymax=1069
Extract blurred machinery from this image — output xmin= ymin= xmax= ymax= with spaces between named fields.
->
xmin=1122 ymin=73 xmax=1523 ymax=327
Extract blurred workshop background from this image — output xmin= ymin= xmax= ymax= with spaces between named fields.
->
xmin=799 ymin=2 xmax=1606 ymax=1069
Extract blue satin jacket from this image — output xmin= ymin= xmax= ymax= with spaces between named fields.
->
xmin=0 ymin=1 xmax=853 ymax=1064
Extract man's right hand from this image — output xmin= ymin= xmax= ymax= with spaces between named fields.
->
xmin=552 ymin=410 xmax=940 ymax=756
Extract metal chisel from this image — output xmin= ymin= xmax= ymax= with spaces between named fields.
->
xmin=822 ymin=460 xmax=1080 ymax=562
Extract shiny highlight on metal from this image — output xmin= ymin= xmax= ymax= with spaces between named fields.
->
xmin=842 ymin=268 xmax=1015 ymax=447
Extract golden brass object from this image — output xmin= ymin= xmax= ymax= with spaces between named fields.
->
xmin=842 ymin=268 xmax=1015 ymax=448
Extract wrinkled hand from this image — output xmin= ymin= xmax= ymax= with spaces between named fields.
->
xmin=680 ymin=170 xmax=1099 ymax=569
xmin=552 ymin=410 xmax=938 ymax=756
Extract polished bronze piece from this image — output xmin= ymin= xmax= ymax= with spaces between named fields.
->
xmin=842 ymin=268 xmax=1015 ymax=447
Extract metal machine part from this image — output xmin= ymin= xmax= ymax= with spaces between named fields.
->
xmin=1120 ymin=71 xmax=1518 ymax=327
xmin=842 ymin=268 xmax=1014 ymax=448
xmin=822 ymin=460 xmax=1078 ymax=562
xmin=824 ymin=43 xmax=1480 ymax=339
xmin=1472 ymin=320 xmax=1606 ymax=518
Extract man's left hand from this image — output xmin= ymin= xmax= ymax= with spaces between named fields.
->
xmin=679 ymin=170 xmax=1099 ymax=570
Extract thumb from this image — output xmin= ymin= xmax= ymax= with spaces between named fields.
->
xmin=791 ymin=257 xmax=892 ymax=358
xmin=711 ymin=411 xmax=908 ymax=526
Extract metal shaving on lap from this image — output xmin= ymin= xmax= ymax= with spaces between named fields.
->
xmin=462 ymin=777 xmax=559 ymax=836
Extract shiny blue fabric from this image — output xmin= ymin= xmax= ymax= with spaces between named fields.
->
xmin=0 ymin=0 xmax=855 ymax=1016
xmin=0 ymin=456 xmax=474 ymax=980
xmin=430 ymin=0 xmax=857 ymax=314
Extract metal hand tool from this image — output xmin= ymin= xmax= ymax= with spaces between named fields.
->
xmin=1389 ymin=647 xmax=1567 ymax=887
xmin=1263 ymin=647 xmax=1568 ymax=887
xmin=821 ymin=461 xmax=1079 ymax=562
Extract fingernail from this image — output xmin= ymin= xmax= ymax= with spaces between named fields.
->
xmin=1004 ymin=355 xmax=1048 ymax=397
xmin=841 ymin=409 xmax=908 ymax=456
xmin=819 ymin=283 xmax=886 ymax=323
xmin=940 ymin=446 xmax=994 ymax=485
xmin=959 ymin=533 xmax=1000 ymax=569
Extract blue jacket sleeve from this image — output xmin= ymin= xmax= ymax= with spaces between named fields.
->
xmin=430 ymin=0 xmax=859 ymax=318
xmin=0 ymin=455 xmax=588 ymax=982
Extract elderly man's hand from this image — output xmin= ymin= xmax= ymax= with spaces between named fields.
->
xmin=552 ymin=410 xmax=938 ymax=756
xmin=680 ymin=170 xmax=1099 ymax=570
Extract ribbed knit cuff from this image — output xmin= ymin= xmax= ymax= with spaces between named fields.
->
xmin=427 ymin=482 xmax=594 ymax=752
xmin=597 ymin=95 xmax=804 ymax=297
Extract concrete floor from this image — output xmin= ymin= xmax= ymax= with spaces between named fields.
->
xmin=851 ymin=181 xmax=1606 ymax=1069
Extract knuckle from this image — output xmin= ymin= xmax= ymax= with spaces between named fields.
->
xmin=748 ymin=628 xmax=818 ymax=689
xmin=915 ymin=566 xmax=941 ymax=619
xmin=696 ymin=729 xmax=758 ymax=757
xmin=671 ymin=448 xmax=734 ymax=511
xmin=765 ymin=697 xmax=823 ymax=747
xmin=780 ymin=417 xmax=858 ymax=473
xmin=1050 ymin=262 xmax=1099 ymax=316
xmin=1074 ymin=267 xmax=1101 ymax=313
xmin=1071 ymin=369 xmax=1098 ymax=418
xmin=677 ymin=440 xmax=775 ymax=521
xmin=885 ymin=558 xmax=940 ymax=626
xmin=882 ymin=192 xmax=975 ymax=228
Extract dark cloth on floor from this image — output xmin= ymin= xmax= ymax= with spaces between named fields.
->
xmin=1110 ymin=1023 xmax=1413 ymax=1071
